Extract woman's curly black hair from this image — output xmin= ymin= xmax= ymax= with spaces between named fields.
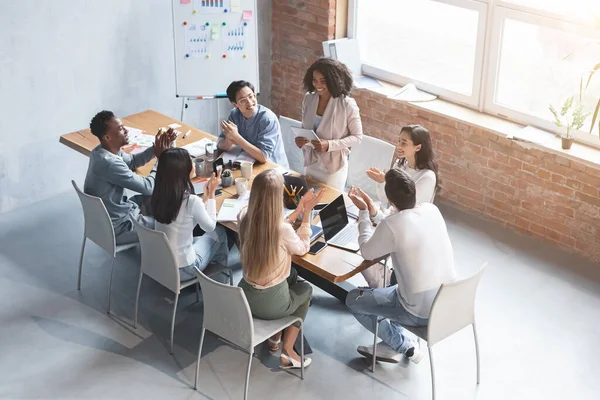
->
xmin=303 ymin=58 xmax=353 ymax=98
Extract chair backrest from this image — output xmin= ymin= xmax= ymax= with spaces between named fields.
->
xmin=427 ymin=263 xmax=487 ymax=346
xmin=132 ymin=218 xmax=181 ymax=294
xmin=279 ymin=115 xmax=305 ymax=174
xmin=72 ymin=180 xmax=116 ymax=256
xmin=347 ymin=135 xmax=396 ymax=198
xmin=194 ymin=268 xmax=255 ymax=351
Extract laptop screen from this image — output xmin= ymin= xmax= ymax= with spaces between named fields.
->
xmin=319 ymin=195 xmax=349 ymax=240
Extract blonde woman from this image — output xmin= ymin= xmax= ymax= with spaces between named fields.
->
xmin=238 ymin=169 xmax=325 ymax=368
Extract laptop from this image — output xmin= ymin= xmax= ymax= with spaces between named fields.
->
xmin=319 ymin=194 xmax=360 ymax=252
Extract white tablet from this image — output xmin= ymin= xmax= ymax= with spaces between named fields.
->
xmin=291 ymin=126 xmax=320 ymax=141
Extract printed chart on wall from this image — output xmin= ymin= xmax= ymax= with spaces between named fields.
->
xmin=172 ymin=0 xmax=259 ymax=97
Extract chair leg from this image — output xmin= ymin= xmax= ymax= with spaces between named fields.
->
xmin=371 ymin=317 xmax=379 ymax=373
xmin=77 ymin=237 xmax=86 ymax=290
xmin=107 ymin=257 xmax=116 ymax=314
xmin=170 ymin=292 xmax=179 ymax=354
xmin=473 ymin=322 xmax=481 ymax=384
xmin=429 ymin=346 xmax=436 ymax=400
xmin=194 ymin=328 xmax=206 ymax=390
xmin=195 ymin=282 xmax=200 ymax=303
xmin=228 ymin=268 xmax=233 ymax=286
xmin=300 ymin=323 xmax=305 ymax=380
xmin=244 ymin=352 xmax=252 ymax=400
xmin=133 ymin=272 xmax=143 ymax=328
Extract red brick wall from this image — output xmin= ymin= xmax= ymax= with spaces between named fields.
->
xmin=271 ymin=0 xmax=600 ymax=262
xmin=271 ymin=0 xmax=336 ymax=117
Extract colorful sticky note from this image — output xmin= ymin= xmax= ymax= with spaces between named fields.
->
xmin=242 ymin=10 xmax=252 ymax=20
xmin=231 ymin=0 xmax=242 ymax=12
xmin=180 ymin=0 xmax=191 ymax=3
xmin=211 ymin=24 xmax=219 ymax=39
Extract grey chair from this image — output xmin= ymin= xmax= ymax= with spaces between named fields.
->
xmin=72 ymin=180 xmax=137 ymax=314
xmin=131 ymin=218 xmax=232 ymax=354
xmin=193 ymin=268 xmax=306 ymax=399
xmin=371 ymin=263 xmax=487 ymax=400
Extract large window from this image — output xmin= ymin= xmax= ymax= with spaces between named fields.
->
xmin=349 ymin=0 xmax=600 ymax=147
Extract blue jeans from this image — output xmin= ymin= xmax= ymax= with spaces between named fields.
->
xmin=179 ymin=225 xmax=229 ymax=282
xmin=346 ymin=285 xmax=428 ymax=354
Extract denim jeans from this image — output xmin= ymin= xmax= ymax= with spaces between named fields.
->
xmin=346 ymin=285 xmax=428 ymax=354
xmin=179 ymin=225 xmax=229 ymax=282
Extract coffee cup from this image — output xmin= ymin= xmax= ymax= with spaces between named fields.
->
xmin=235 ymin=177 xmax=249 ymax=197
xmin=240 ymin=161 xmax=253 ymax=179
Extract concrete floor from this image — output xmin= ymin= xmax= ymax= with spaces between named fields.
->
xmin=1 ymin=192 xmax=599 ymax=400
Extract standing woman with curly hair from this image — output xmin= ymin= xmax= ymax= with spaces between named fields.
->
xmin=295 ymin=58 xmax=363 ymax=190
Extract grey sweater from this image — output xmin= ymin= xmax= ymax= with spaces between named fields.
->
xmin=84 ymin=145 xmax=156 ymax=236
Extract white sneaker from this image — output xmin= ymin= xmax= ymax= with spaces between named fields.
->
xmin=357 ymin=342 xmax=401 ymax=363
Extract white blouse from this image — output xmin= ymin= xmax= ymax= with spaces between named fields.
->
xmin=155 ymin=196 xmax=217 ymax=268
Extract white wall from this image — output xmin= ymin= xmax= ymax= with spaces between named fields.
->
xmin=0 ymin=0 xmax=271 ymax=214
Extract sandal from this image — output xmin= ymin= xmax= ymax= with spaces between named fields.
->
xmin=279 ymin=353 xmax=312 ymax=369
xmin=268 ymin=336 xmax=281 ymax=353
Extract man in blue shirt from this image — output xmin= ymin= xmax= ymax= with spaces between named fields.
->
xmin=83 ymin=110 xmax=173 ymax=244
xmin=218 ymin=80 xmax=289 ymax=168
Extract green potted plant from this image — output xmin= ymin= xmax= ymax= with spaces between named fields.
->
xmin=549 ymin=96 xmax=590 ymax=149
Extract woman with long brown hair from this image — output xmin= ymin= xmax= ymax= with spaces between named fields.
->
xmin=238 ymin=169 xmax=325 ymax=368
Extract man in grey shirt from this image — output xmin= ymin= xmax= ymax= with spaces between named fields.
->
xmin=83 ymin=110 xmax=173 ymax=244
xmin=218 ymin=80 xmax=289 ymax=168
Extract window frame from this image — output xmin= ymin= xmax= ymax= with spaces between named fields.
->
xmin=348 ymin=0 xmax=600 ymax=149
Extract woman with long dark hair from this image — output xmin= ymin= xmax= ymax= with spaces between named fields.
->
xmin=368 ymin=125 xmax=439 ymax=208
xmin=151 ymin=148 xmax=228 ymax=281
xmin=295 ymin=58 xmax=363 ymax=190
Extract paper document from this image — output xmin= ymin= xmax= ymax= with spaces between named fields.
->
xmin=128 ymin=134 xmax=155 ymax=148
xmin=182 ymin=138 xmax=214 ymax=157
xmin=220 ymin=148 xmax=256 ymax=164
xmin=125 ymin=127 xmax=145 ymax=140
xmin=217 ymin=195 xmax=250 ymax=222
xmin=354 ymin=76 xmax=383 ymax=89
xmin=390 ymin=83 xmax=436 ymax=102
xmin=509 ymin=126 xmax=555 ymax=146
xmin=192 ymin=179 xmax=223 ymax=195
xmin=291 ymin=127 xmax=320 ymax=141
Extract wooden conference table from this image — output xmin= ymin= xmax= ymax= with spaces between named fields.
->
xmin=60 ymin=110 xmax=381 ymax=300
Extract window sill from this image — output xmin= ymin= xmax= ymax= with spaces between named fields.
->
xmin=362 ymin=81 xmax=600 ymax=170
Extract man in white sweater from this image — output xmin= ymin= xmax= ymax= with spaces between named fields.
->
xmin=346 ymin=168 xmax=456 ymax=363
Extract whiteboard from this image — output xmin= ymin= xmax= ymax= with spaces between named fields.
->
xmin=172 ymin=0 xmax=260 ymax=97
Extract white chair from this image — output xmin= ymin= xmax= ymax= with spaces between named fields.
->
xmin=72 ymin=180 xmax=138 ymax=314
xmin=193 ymin=268 xmax=305 ymax=399
xmin=279 ymin=115 xmax=305 ymax=174
xmin=346 ymin=135 xmax=396 ymax=199
xmin=131 ymin=218 xmax=232 ymax=354
xmin=371 ymin=263 xmax=487 ymax=400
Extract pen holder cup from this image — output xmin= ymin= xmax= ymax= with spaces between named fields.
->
xmin=283 ymin=193 xmax=300 ymax=210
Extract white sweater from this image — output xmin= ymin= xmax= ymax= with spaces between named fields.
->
xmin=358 ymin=203 xmax=456 ymax=318
xmin=373 ymin=163 xmax=436 ymax=225
xmin=155 ymin=196 xmax=217 ymax=268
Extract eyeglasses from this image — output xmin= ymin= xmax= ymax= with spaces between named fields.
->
xmin=236 ymin=92 xmax=256 ymax=106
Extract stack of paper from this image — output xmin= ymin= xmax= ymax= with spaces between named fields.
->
xmin=220 ymin=148 xmax=256 ymax=164
xmin=182 ymin=138 xmax=214 ymax=157
xmin=217 ymin=194 xmax=250 ymax=222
